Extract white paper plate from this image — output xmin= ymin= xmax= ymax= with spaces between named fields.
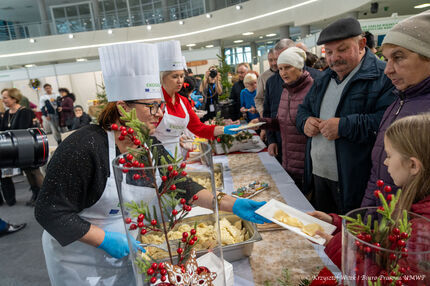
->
xmin=255 ymin=199 xmax=337 ymax=245
xmin=229 ymin=122 xmax=266 ymax=132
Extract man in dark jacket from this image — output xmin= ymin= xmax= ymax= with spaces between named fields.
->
xmin=229 ymin=63 xmax=249 ymax=121
xmin=361 ymin=10 xmax=430 ymax=208
xmin=296 ymin=17 xmax=395 ymax=214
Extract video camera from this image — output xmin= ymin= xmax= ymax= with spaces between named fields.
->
xmin=0 ymin=128 xmax=49 ymax=168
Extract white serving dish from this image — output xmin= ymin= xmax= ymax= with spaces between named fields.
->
xmin=255 ymin=199 xmax=337 ymax=245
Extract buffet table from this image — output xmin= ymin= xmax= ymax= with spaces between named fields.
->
xmin=213 ymin=152 xmax=340 ymax=285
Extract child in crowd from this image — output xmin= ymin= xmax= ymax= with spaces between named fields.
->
xmin=240 ymin=73 xmax=259 ymax=122
xmin=71 ymin=105 xmax=92 ymax=130
xmin=309 ymin=113 xmax=430 ymax=269
xmin=179 ymin=76 xmax=197 ymax=108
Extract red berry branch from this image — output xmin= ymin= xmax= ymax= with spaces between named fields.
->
xmin=112 ymin=106 xmax=202 ymax=284
xmin=341 ymin=180 xmax=412 ymax=286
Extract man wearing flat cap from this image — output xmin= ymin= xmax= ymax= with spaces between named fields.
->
xmin=296 ymin=17 xmax=395 ymax=214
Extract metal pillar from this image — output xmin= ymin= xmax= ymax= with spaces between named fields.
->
xmin=37 ymin=0 xmax=51 ymax=35
xmin=91 ymin=0 xmax=101 ymax=29
xmin=161 ymin=0 xmax=169 ymax=22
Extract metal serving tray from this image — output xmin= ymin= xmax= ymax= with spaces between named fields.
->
xmin=141 ymin=213 xmax=262 ymax=262
xmin=186 ymin=163 xmax=224 ymax=191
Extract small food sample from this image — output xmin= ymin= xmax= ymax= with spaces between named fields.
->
xmin=273 ymin=209 xmax=323 ymax=236
xmin=273 ymin=210 xmax=290 ymax=222
xmin=273 ymin=210 xmax=303 ymax=227
xmin=140 ymin=217 xmax=249 ymax=260
xmin=232 ymin=181 xmax=269 ymax=198
xmin=284 ymin=216 xmax=304 ymax=228
xmin=302 ymin=223 xmax=323 ymax=237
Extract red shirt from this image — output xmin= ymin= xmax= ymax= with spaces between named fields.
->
xmin=162 ymin=88 xmax=216 ymax=140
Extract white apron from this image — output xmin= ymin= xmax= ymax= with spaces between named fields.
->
xmin=154 ymin=97 xmax=190 ymax=157
xmin=42 ymin=131 xmax=158 ymax=286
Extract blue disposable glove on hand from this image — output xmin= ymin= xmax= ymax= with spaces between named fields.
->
xmin=224 ymin=125 xmax=241 ymax=135
xmin=232 ymin=199 xmax=271 ymax=224
xmin=98 ymin=231 xmax=145 ymax=259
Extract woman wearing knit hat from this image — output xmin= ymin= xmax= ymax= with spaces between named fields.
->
xmin=360 ymin=9 xmax=430 ymax=208
xmin=251 ymin=47 xmax=314 ymax=190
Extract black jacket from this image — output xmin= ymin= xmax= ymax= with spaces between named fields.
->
xmin=263 ymin=71 xmax=284 ymax=146
xmin=0 ymin=108 xmax=35 ymax=131
xmin=71 ymin=113 xmax=92 ymax=130
xmin=35 ymin=125 xmax=203 ymax=246
xmin=229 ymin=80 xmax=245 ymax=121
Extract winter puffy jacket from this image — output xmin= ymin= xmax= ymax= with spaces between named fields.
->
xmin=296 ymin=48 xmax=395 ymax=211
xmin=361 ymin=76 xmax=430 ymax=208
xmin=260 ymin=71 xmax=313 ymax=177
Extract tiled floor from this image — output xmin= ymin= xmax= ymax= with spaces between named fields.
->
xmin=0 ymin=175 xmax=50 ymax=286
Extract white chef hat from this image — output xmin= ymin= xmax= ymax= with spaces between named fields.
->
xmin=99 ymin=43 xmax=161 ymax=102
xmin=182 ymin=56 xmax=187 ymax=71
xmin=277 ymin=47 xmax=307 ymax=70
xmin=157 ymin=40 xmax=185 ymax=71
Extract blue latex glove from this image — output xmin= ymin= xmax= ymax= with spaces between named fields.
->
xmin=224 ymin=124 xmax=241 ymax=135
xmin=98 ymin=231 xmax=145 ymax=259
xmin=232 ymin=199 xmax=271 ymax=224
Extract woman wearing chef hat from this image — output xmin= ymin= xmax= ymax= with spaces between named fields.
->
xmin=155 ymin=40 xmax=240 ymax=155
xmin=35 ymin=42 xmax=268 ymax=286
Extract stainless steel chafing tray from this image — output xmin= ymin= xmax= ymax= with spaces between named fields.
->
xmin=186 ymin=163 xmax=224 ymax=191
xmin=139 ymin=213 xmax=262 ymax=262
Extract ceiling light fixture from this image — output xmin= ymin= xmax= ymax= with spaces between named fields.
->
xmin=179 ymin=20 xmax=184 ymax=25
xmin=146 ymin=25 xmax=152 ymax=30
xmin=68 ymin=34 xmax=74 ymax=39
xmin=0 ymin=0 xmax=319 ymax=59
xmin=236 ymin=5 xmax=242 ymax=10
xmin=186 ymin=43 xmax=196 ymax=47
xmin=76 ymin=58 xmax=88 ymax=62
xmin=206 ymin=13 xmax=212 ymax=18
xmin=414 ymin=3 xmax=430 ymax=8
xmin=24 ymin=64 xmax=35 ymax=68
xmin=29 ymin=38 xmax=35 ymax=43
xmin=242 ymin=32 xmax=254 ymax=36
xmin=266 ymin=33 xmax=276 ymax=37
xmin=259 ymin=36 xmax=264 ymax=39
xmin=234 ymin=40 xmax=244 ymax=43
xmin=107 ymin=29 xmax=113 ymax=34
xmin=205 ymin=44 xmax=214 ymax=48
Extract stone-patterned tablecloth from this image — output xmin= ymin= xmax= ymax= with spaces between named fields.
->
xmin=227 ymin=153 xmax=324 ymax=285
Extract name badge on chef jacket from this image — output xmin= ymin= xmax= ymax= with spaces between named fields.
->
xmin=209 ymin=104 xmax=215 ymax=112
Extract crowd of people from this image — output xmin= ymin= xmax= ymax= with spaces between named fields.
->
xmin=0 ymin=8 xmax=429 ymax=284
